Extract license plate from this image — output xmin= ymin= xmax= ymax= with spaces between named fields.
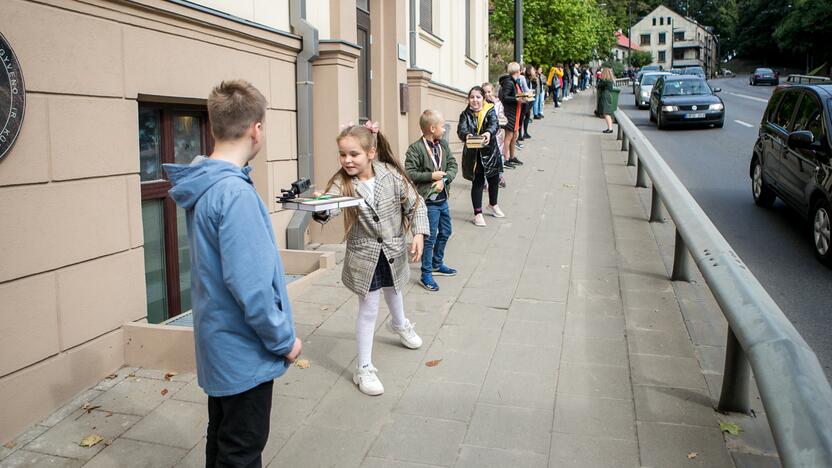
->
xmin=685 ymin=113 xmax=706 ymax=119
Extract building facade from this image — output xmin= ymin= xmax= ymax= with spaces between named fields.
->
xmin=0 ymin=0 xmax=488 ymax=444
xmin=611 ymin=30 xmax=638 ymax=63
xmin=630 ymin=5 xmax=718 ymax=77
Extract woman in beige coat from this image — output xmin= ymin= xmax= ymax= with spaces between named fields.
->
xmin=314 ymin=122 xmax=429 ymax=396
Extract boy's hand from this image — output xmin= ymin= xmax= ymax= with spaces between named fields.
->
xmin=431 ymin=171 xmax=446 ymax=181
xmin=431 ymin=180 xmax=445 ymax=193
xmin=285 ymin=337 xmax=302 ymax=363
xmin=410 ymin=234 xmax=424 ymax=263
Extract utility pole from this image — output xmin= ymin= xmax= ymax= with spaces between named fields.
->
xmin=627 ymin=1 xmax=632 ymax=71
xmin=514 ymin=0 xmax=523 ymax=63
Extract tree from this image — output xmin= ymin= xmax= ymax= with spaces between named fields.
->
xmin=629 ymin=49 xmax=653 ymax=68
xmin=774 ymin=0 xmax=832 ymax=73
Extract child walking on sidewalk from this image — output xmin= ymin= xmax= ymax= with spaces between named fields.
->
xmin=314 ymin=121 xmax=429 ymax=396
xmin=405 ymin=110 xmax=459 ymax=292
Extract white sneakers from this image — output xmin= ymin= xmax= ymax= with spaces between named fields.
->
xmin=353 ymin=365 xmax=384 ymax=396
xmin=386 ymin=319 xmax=423 ymax=349
xmin=485 ymin=205 xmax=506 ymax=218
xmin=473 ymin=213 xmax=487 ymax=227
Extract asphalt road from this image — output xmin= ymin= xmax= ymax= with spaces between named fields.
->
xmin=619 ymin=75 xmax=832 ymax=379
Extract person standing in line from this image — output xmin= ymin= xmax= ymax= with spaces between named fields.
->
xmin=458 ymin=86 xmax=503 ymax=227
xmin=534 ymin=66 xmax=546 ymax=119
xmin=498 ymin=62 xmax=524 ymax=168
xmin=597 ymin=67 xmax=618 ymax=133
xmin=515 ymin=65 xmax=531 ymax=148
xmin=163 ymin=80 xmax=302 ymax=468
xmin=482 ymin=82 xmax=509 ymax=188
xmin=404 ymin=110 xmax=459 ymax=292
xmin=521 ymin=66 xmax=536 ymax=139
xmin=313 ymin=121 xmax=428 ymax=396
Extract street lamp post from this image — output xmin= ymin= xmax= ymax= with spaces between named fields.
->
xmin=514 ymin=0 xmax=523 ymax=63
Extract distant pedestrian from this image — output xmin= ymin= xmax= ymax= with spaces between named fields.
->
xmin=164 ymin=80 xmax=302 ymax=468
xmin=498 ymin=62 xmax=524 ymax=167
xmin=482 ymin=82 xmax=509 ymax=188
xmin=313 ymin=122 xmax=428 ymax=396
xmin=597 ymin=67 xmax=617 ymax=133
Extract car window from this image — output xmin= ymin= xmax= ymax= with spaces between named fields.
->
xmin=772 ymin=91 xmax=800 ymax=129
xmin=662 ymin=79 xmax=711 ymax=96
xmin=757 ymin=68 xmax=773 ymax=74
xmin=641 ymin=75 xmax=663 ymax=85
xmin=764 ymin=92 xmax=784 ymax=123
xmin=792 ymin=94 xmax=824 ymax=144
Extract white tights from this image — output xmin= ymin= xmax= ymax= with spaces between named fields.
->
xmin=356 ymin=287 xmax=407 ymax=368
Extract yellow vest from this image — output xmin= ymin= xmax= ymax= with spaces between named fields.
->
xmin=476 ymin=102 xmax=494 ymax=133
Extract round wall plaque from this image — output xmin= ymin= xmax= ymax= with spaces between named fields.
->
xmin=0 ymin=31 xmax=25 ymax=162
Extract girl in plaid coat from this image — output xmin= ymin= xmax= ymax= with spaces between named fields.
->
xmin=314 ymin=122 xmax=430 ymax=396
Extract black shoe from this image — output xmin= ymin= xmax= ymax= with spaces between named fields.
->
xmin=602 ymin=129 xmax=613 ymax=134
xmin=523 ymin=134 xmax=531 ymax=139
xmin=533 ymin=115 xmax=542 ymax=120
xmin=504 ymin=161 xmax=516 ymax=169
xmin=510 ymin=157 xmax=524 ymax=165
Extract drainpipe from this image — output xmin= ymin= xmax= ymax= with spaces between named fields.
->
xmin=409 ymin=0 xmax=417 ymax=68
xmin=286 ymin=0 xmax=319 ymax=250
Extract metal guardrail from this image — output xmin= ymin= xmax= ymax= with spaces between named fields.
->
xmin=614 ymin=77 xmax=632 ymax=88
xmin=786 ymin=74 xmax=831 ymax=84
xmin=613 ymin=109 xmax=832 ymax=468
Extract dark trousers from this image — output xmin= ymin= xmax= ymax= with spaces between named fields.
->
xmin=471 ymin=164 xmax=499 ymax=213
xmin=518 ymin=103 xmax=531 ymax=139
xmin=206 ymin=380 xmax=273 ymax=468
xmin=422 ymin=200 xmax=452 ymax=275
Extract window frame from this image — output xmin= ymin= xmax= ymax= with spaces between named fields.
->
xmin=658 ymin=50 xmax=666 ymax=63
xmin=419 ymin=0 xmax=433 ymax=34
xmin=771 ymin=91 xmax=801 ymax=131
xmin=139 ymin=102 xmax=213 ymax=321
xmin=658 ymin=32 xmax=666 ymax=45
xmin=640 ymin=33 xmax=651 ymax=46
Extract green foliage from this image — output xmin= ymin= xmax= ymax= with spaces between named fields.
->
xmin=490 ymin=0 xmax=618 ymax=65
xmin=602 ymin=60 xmax=625 ymax=77
xmin=629 ymin=50 xmax=653 ymax=68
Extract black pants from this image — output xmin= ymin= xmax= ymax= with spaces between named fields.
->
xmin=471 ymin=163 xmax=499 ymax=213
xmin=206 ymin=380 xmax=273 ymax=468
xmin=518 ymin=103 xmax=531 ymax=139
xmin=522 ymin=104 xmax=532 ymax=136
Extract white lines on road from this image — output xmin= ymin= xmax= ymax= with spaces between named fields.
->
xmin=729 ymin=92 xmax=769 ymax=103
xmin=734 ymin=120 xmax=755 ymax=128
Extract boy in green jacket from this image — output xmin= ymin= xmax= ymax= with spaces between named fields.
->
xmin=405 ymin=110 xmax=459 ymax=292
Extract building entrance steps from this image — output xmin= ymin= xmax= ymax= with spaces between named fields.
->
xmin=1 ymin=89 xmax=779 ymax=467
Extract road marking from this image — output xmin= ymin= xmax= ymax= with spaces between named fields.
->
xmin=734 ymin=120 xmax=755 ymax=128
xmin=729 ymin=92 xmax=769 ymax=103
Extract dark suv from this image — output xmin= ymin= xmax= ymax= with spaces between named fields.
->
xmin=750 ymin=84 xmax=832 ymax=264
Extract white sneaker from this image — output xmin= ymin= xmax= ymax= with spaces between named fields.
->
xmin=473 ymin=213 xmax=487 ymax=227
xmin=353 ymin=365 xmax=384 ymax=396
xmin=485 ymin=205 xmax=506 ymax=218
xmin=386 ymin=319 xmax=423 ymax=349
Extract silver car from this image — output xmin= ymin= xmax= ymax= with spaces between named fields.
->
xmin=635 ymin=72 xmax=671 ymax=109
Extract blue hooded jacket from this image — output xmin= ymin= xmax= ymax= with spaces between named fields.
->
xmin=163 ymin=157 xmax=295 ymax=397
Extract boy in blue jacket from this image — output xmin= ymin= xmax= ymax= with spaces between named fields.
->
xmin=164 ymin=80 xmax=301 ymax=468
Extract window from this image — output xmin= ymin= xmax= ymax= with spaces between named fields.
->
xmin=640 ymin=34 xmax=651 ymax=46
xmin=420 ymin=0 xmax=433 ymax=33
xmin=660 ymin=17 xmax=664 ymax=26
xmin=139 ymin=104 xmax=213 ymax=323
xmin=652 ymin=17 xmax=656 ymax=26
xmin=772 ymin=91 xmax=800 ymax=129
xmin=357 ymin=6 xmax=371 ymax=122
xmin=465 ymin=0 xmax=472 ymax=58
xmin=658 ymin=32 xmax=666 ymax=45
xmin=667 ymin=16 xmax=672 ymax=24
xmin=673 ymin=49 xmax=684 ymax=60
xmin=658 ymin=51 xmax=666 ymax=63
xmin=674 ymin=31 xmax=685 ymax=41
xmin=764 ymin=92 xmax=785 ymax=123
xmin=793 ymin=95 xmax=823 ymax=143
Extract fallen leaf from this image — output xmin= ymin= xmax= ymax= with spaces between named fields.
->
xmin=104 ymin=439 xmax=113 ymax=447
xmin=687 ymin=452 xmax=698 ymax=460
xmin=127 ymin=372 xmax=136 ymax=378
xmin=163 ymin=372 xmax=178 ymax=381
xmin=105 ymin=374 xmax=118 ymax=380
xmin=719 ymin=421 xmax=742 ymax=436
xmin=79 ymin=434 xmax=103 ymax=448
xmin=160 ymin=388 xmax=168 ymax=396
xmin=295 ymin=359 xmax=310 ymax=369
xmin=425 ymin=359 xmax=443 ymax=367
xmin=81 ymin=402 xmax=101 ymax=413
xmin=3 ymin=442 xmax=16 ymax=450
xmin=320 ymin=306 xmax=329 ymax=311
xmin=105 ymin=411 xmax=113 ymax=418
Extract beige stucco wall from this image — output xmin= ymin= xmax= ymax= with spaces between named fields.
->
xmin=192 ymin=0 xmax=291 ymax=32
xmin=0 ymin=0 xmax=300 ymax=444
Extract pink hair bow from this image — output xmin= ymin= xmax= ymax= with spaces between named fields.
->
xmin=363 ymin=120 xmax=380 ymax=134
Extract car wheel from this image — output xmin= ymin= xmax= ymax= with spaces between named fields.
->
xmin=649 ymin=107 xmax=656 ymax=122
xmin=812 ymin=198 xmax=832 ymax=265
xmin=751 ymin=158 xmax=775 ymax=208
xmin=657 ymin=111 xmax=665 ymax=130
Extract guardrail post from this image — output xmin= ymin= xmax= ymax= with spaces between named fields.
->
xmin=627 ymin=145 xmax=636 ymax=167
xmin=649 ymin=186 xmax=663 ymax=222
xmin=616 ymin=125 xmax=622 ymax=141
xmin=621 ymin=135 xmax=629 ymax=152
xmin=671 ymin=229 xmax=692 ymax=281
xmin=636 ymin=158 xmax=648 ymax=188
xmin=717 ymin=328 xmax=751 ymax=414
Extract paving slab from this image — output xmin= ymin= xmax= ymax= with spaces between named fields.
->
xmin=83 ymin=438 xmax=187 ymax=468
xmin=464 ymin=404 xmax=552 ymax=455
xmin=369 ymin=414 xmax=467 ymax=467
xmin=552 ymin=393 xmax=636 ymax=441
xmin=549 ymin=432 xmax=640 ymax=468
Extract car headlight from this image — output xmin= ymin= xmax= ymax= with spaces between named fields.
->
xmin=661 ymin=105 xmax=678 ymax=112
xmin=641 ymin=91 xmax=650 ymax=97
xmin=709 ymin=103 xmax=724 ymax=111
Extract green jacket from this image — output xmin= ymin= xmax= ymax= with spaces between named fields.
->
xmin=404 ymin=137 xmax=458 ymax=200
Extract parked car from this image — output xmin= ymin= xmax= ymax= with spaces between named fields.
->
xmin=750 ymin=68 xmax=779 ymax=86
xmin=750 ymin=84 xmax=832 ymax=264
xmin=722 ymin=69 xmax=735 ymax=77
xmin=649 ymin=75 xmax=725 ymax=129
xmin=634 ymin=65 xmax=664 ymax=93
xmin=635 ymin=71 xmax=672 ymax=109
xmin=683 ymin=66 xmax=706 ymax=80
xmin=670 ymin=68 xmax=684 ymax=75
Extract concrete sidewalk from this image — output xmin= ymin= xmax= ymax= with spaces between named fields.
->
xmin=1 ymin=92 xmax=778 ymax=468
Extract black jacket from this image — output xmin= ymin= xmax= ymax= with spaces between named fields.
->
xmin=498 ymin=74 xmax=521 ymax=129
xmin=457 ymin=106 xmax=501 ymax=180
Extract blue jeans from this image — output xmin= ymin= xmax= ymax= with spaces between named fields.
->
xmin=422 ymin=200 xmax=452 ymax=275
xmin=533 ymin=92 xmax=543 ymax=116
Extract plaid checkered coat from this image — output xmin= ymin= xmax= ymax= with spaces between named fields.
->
xmin=317 ymin=162 xmax=429 ymax=297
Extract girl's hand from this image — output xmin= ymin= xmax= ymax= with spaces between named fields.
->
xmin=410 ymin=234 xmax=424 ymax=263
xmin=285 ymin=337 xmax=303 ymax=363
xmin=482 ymin=133 xmax=491 ymax=145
